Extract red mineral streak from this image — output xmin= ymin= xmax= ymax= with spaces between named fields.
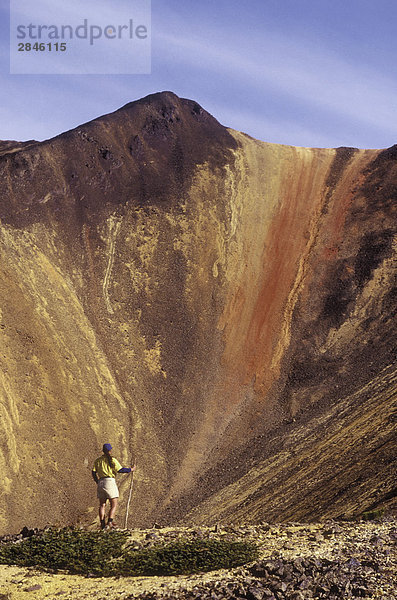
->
xmin=0 ymin=94 xmax=395 ymax=533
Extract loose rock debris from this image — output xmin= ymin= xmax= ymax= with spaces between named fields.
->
xmin=0 ymin=519 xmax=395 ymax=599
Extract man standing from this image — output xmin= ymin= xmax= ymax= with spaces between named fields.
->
xmin=92 ymin=443 xmax=135 ymax=529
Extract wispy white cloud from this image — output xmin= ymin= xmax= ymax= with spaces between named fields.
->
xmin=2 ymin=1 xmax=396 ymax=148
xmin=157 ymin=27 xmax=397 ymax=138
xmin=211 ymin=104 xmax=340 ymax=149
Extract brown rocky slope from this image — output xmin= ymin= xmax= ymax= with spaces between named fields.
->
xmin=0 ymin=92 xmax=395 ymax=534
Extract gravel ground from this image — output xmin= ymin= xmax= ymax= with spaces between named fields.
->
xmin=0 ymin=519 xmax=395 ymax=599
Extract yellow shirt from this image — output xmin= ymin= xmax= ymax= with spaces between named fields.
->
xmin=93 ymin=455 xmax=123 ymax=479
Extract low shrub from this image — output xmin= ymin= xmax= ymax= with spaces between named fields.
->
xmin=0 ymin=528 xmax=258 ymax=577
xmin=361 ymin=508 xmax=385 ymax=521
xmin=0 ymin=528 xmax=128 ymax=576
xmin=119 ymin=538 xmax=258 ymax=576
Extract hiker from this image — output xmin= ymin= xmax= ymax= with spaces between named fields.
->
xmin=92 ymin=443 xmax=135 ymax=529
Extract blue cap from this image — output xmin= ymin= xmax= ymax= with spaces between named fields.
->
xmin=103 ymin=443 xmax=112 ymax=452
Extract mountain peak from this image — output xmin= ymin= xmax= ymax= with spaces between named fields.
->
xmin=0 ymin=93 xmax=395 ymax=534
xmin=0 ymin=91 xmax=238 ymax=229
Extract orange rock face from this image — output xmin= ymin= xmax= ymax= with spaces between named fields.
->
xmin=0 ymin=93 xmax=395 ymax=534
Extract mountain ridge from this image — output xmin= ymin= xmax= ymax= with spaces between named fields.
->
xmin=0 ymin=92 xmax=395 ymax=534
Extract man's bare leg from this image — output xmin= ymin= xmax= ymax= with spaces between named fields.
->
xmin=99 ymin=499 xmax=107 ymax=529
xmin=108 ymin=497 xmax=118 ymax=526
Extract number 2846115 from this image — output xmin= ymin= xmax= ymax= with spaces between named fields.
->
xmin=18 ymin=42 xmax=67 ymax=51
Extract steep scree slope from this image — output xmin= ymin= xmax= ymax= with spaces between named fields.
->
xmin=0 ymin=92 xmax=395 ymax=534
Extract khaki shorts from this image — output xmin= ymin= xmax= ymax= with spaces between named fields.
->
xmin=97 ymin=478 xmax=119 ymax=500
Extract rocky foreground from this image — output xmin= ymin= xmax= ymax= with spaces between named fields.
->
xmin=0 ymin=520 xmax=396 ymax=599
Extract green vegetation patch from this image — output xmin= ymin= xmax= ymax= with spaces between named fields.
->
xmin=118 ymin=538 xmax=258 ymax=576
xmin=0 ymin=528 xmax=258 ymax=577
xmin=0 ymin=528 xmax=127 ymax=576
xmin=361 ymin=508 xmax=385 ymax=521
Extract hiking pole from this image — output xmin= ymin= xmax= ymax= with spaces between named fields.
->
xmin=124 ymin=464 xmax=135 ymax=529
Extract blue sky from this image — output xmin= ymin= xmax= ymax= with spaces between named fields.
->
xmin=1 ymin=0 xmax=397 ymax=148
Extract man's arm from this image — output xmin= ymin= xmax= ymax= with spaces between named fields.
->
xmin=118 ymin=465 xmax=136 ymax=474
xmin=92 ymin=470 xmax=99 ymax=483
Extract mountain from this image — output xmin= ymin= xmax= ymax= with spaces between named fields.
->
xmin=0 ymin=92 xmax=395 ymax=534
